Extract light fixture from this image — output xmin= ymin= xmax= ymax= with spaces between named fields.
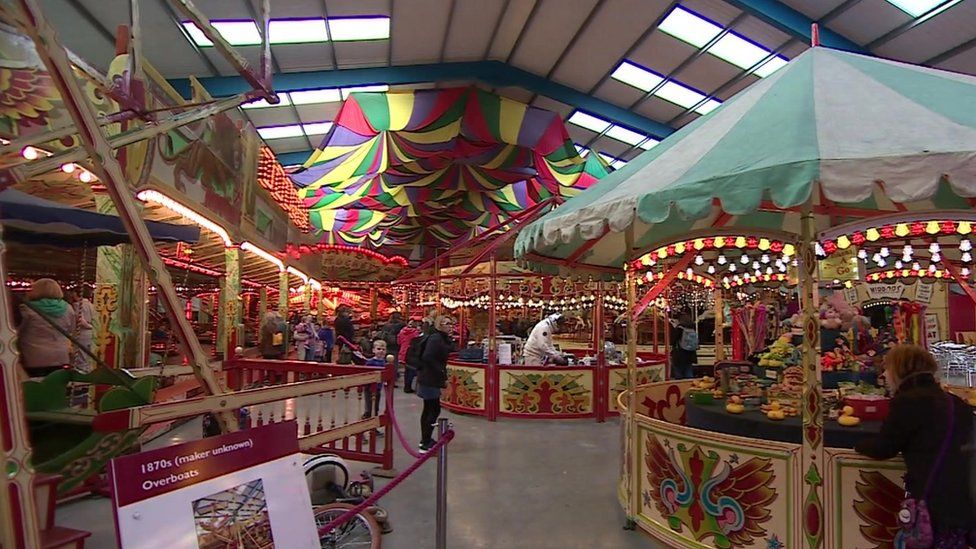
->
xmin=568 ymin=111 xmax=612 ymax=133
xmin=707 ymin=265 xmax=715 ymax=274
xmin=241 ymin=242 xmax=284 ymax=270
xmin=694 ymin=255 xmax=704 ymax=265
xmin=880 ymin=247 xmax=890 ymax=257
xmin=760 ymin=254 xmax=770 ymax=264
xmin=182 ymin=21 xmax=262 ymax=47
xmin=341 ymin=85 xmax=390 ymax=99
xmin=961 ymin=240 xmax=973 ymax=252
xmin=78 ymin=170 xmax=93 ymax=183
xmin=896 ymin=260 xmax=904 ymax=269
xmin=729 ymin=263 xmax=737 ymax=272
xmin=929 ymin=242 xmax=941 ymax=254
xmin=268 ymin=18 xmax=329 ymax=44
xmin=752 ymin=261 xmax=760 ymax=270
xmin=964 ymin=252 xmax=973 ymax=263
xmin=302 ymin=122 xmax=334 ymax=135
xmin=60 ymin=163 xmax=76 ymax=173
xmin=931 ymin=252 xmax=941 ymax=263
xmin=857 ymin=249 xmax=867 ymax=260
xmin=740 ymin=254 xmax=749 ymax=264
xmin=913 ymin=262 xmax=922 ymax=271
xmin=21 ymin=146 xmax=38 ymax=160
xmin=289 ymin=88 xmax=342 ymax=105
xmin=717 ymin=255 xmax=727 ymax=265
xmin=257 ymin=124 xmax=305 ymax=140
xmin=963 ymin=267 xmax=972 ymax=277
xmin=137 ymin=190 xmax=232 ymax=246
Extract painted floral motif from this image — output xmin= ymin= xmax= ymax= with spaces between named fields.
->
xmin=502 ymin=372 xmax=591 ymax=414
xmin=853 ymin=470 xmax=903 ymax=548
xmin=443 ymin=367 xmax=484 ymax=409
xmin=610 ymin=365 xmax=664 ymax=411
xmin=641 ymin=382 xmax=688 ymax=425
xmin=644 ymin=432 xmax=778 ymax=548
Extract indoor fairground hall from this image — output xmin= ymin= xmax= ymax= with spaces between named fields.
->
xmin=2 ymin=0 xmax=976 ymax=547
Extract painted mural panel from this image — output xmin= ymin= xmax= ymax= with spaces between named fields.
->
xmin=499 ymin=368 xmax=593 ymax=416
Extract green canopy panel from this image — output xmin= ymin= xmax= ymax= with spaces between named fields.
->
xmin=516 ymin=47 xmax=976 ymax=269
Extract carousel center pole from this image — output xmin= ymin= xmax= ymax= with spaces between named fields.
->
xmin=799 ymin=199 xmax=825 ymax=549
xmin=714 ymin=288 xmax=726 ymax=363
xmin=624 ymin=223 xmax=639 ymax=527
xmin=488 ymin=253 xmax=498 ymax=421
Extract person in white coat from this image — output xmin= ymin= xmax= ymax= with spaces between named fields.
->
xmin=522 ymin=314 xmax=568 ymax=365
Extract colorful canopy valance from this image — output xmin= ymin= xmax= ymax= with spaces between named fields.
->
xmin=292 ymin=87 xmax=609 ymax=251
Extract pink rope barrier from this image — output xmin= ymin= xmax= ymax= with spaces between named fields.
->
xmin=384 ymin=377 xmax=425 ymax=459
xmin=316 ymin=428 xmax=455 ymax=537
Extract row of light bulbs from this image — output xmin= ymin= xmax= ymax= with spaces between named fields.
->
xmin=21 ymin=146 xmax=97 ymax=183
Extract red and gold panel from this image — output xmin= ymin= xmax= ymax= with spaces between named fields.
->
xmin=607 ymin=364 xmax=666 ymax=413
xmin=825 ymin=449 xmax=906 ymax=549
xmin=498 ymin=367 xmax=594 ymax=418
xmin=442 ymin=363 xmax=486 ymax=412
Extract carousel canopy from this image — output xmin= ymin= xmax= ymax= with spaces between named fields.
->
xmin=515 ymin=47 xmax=976 ymax=270
xmin=0 ymin=189 xmax=200 ymax=246
xmin=292 ymin=87 xmax=609 ymax=253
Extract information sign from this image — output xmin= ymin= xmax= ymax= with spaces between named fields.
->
xmin=109 ymin=421 xmax=319 ymax=548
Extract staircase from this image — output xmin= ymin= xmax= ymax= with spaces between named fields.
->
xmin=34 ymin=474 xmax=91 ymax=549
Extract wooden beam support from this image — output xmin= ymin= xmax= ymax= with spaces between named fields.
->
xmin=632 ymin=253 xmax=696 ymax=320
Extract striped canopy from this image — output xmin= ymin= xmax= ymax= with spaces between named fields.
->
xmin=292 ymin=87 xmax=609 ymax=251
xmin=515 ymin=47 xmax=976 ymax=271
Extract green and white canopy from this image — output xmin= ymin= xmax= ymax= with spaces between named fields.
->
xmin=515 ymin=47 xmax=976 ymax=271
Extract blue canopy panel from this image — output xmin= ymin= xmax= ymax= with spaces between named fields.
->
xmin=0 ymin=189 xmax=200 ymax=246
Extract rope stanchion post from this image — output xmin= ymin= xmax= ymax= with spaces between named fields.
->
xmin=436 ymin=417 xmax=450 ymax=549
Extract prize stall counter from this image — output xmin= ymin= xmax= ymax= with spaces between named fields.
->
xmin=617 ymin=379 xmax=974 ymax=548
xmin=440 ymin=351 xmax=667 ymax=422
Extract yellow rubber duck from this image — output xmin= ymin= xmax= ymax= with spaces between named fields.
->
xmin=838 ymin=405 xmax=861 ymax=427
xmin=766 ymin=401 xmax=785 ymax=420
xmin=725 ymin=395 xmax=745 ymax=414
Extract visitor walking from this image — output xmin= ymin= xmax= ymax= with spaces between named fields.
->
xmin=334 ymin=306 xmax=356 ymax=364
xmin=417 ymin=315 xmax=454 ymax=453
xmin=17 ymin=279 xmax=76 ymax=377
xmin=398 ymin=319 xmax=421 ymax=393
xmin=294 ymin=315 xmax=315 ymax=360
xmin=382 ymin=311 xmax=406 ymax=372
xmin=669 ymin=313 xmax=698 ymax=379
xmin=259 ymin=312 xmax=284 ymax=359
xmin=318 ymin=323 xmax=334 ymax=363
xmin=66 ymin=290 xmax=94 ymax=372
xmin=363 ymin=339 xmax=387 ymax=420
xmin=856 ymin=345 xmax=975 ymax=547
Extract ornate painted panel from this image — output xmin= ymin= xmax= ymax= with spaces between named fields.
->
xmin=442 ymin=364 xmax=486 ymax=411
xmin=608 ymin=364 xmax=666 ymax=413
xmin=499 ymin=368 xmax=594 ymax=417
xmin=825 ymin=449 xmax=906 ymax=549
xmin=637 ymin=420 xmax=799 ymax=548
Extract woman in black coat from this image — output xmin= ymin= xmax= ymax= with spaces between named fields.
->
xmin=416 ymin=315 xmax=454 ymax=453
xmin=855 ymin=345 xmax=975 ymax=546
xmin=669 ymin=313 xmax=698 ymax=379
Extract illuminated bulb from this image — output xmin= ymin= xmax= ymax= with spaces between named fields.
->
xmin=717 ymin=255 xmax=727 ymax=265
xmin=21 ymin=146 xmax=37 ymax=160
xmin=961 ymin=240 xmax=973 ymax=252
xmin=873 ymin=253 xmax=882 ymax=263
xmin=79 ymin=170 xmax=92 ymax=183
xmin=761 ymin=254 xmax=770 ymax=264
xmin=877 ymin=258 xmax=886 ymax=268
xmin=880 ymin=247 xmax=889 ymax=257
xmin=766 ymin=267 xmax=773 ymax=275
xmin=61 ymin=163 xmax=76 ymax=173
xmin=928 ymin=264 xmax=937 ymax=273
xmin=931 ymin=252 xmax=941 ymax=263
xmin=929 ymin=242 xmax=941 ymax=254
xmin=729 ymin=263 xmax=737 ymax=272
xmin=857 ymin=249 xmax=867 ymax=260
xmin=896 ymin=260 xmax=904 ymax=269
xmin=706 ymin=265 xmax=715 ymax=274
xmin=964 ymin=252 xmax=973 ymax=263
xmin=815 ymin=243 xmax=825 ymax=256
xmin=778 ymin=263 xmax=787 ymax=273
xmin=902 ymin=254 xmax=911 ymax=264
xmin=694 ymin=255 xmax=704 ymax=266
xmin=963 ymin=268 xmax=971 ymax=277
xmin=685 ymin=268 xmax=693 ymax=277
xmin=903 ymin=245 xmax=913 ymax=256
xmin=722 ymin=277 xmax=730 ymax=285
xmin=740 ymin=254 xmax=749 ymax=264
xmin=912 ymin=262 xmax=921 ymax=271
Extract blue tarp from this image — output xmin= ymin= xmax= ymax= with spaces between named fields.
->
xmin=0 ymin=189 xmax=200 ymax=246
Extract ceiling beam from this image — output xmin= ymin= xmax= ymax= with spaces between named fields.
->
xmin=722 ymin=0 xmax=865 ymax=53
xmin=168 ymin=60 xmax=676 ymax=138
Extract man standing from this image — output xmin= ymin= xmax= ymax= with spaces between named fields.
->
xmin=334 ymin=306 xmax=356 ymax=364
xmin=382 ymin=312 xmax=406 ymax=376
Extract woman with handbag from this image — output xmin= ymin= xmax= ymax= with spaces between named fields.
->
xmin=856 ymin=345 xmax=974 ymax=548
xmin=416 ymin=315 xmax=455 ymax=453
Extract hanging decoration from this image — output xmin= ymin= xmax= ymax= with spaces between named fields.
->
xmin=292 ymin=87 xmax=609 ymax=250
xmin=256 ymin=146 xmax=310 ymax=231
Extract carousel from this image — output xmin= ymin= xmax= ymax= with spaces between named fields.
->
xmin=516 ymin=43 xmax=976 ymax=548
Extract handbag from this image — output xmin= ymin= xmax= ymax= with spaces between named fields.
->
xmin=898 ymin=392 xmax=955 ymax=549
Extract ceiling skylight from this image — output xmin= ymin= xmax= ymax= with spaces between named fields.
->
xmin=289 ymin=88 xmax=343 ymax=105
xmin=611 ymin=61 xmax=664 ymax=91
xmin=612 ymin=61 xmax=721 ymax=115
xmin=574 ymin=144 xmax=591 ymax=157
xmin=257 ymin=124 xmax=305 ymax=139
xmin=302 ymin=122 xmax=334 ymax=135
xmin=658 ymin=6 xmax=722 ymax=48
xmin=656 ymin=6 xmax=789 ymax=77
xmin=605 ymin=125 xmax=649 ymax=147
xmin=328 ymin=17 xmax=391 ymax=41
xmin=268 ymin=19 xmax=329 ymax=44
xmin=639 ymin=138 xmax=660 ymax=150
xmin=885 ymin=0 xmax=950 ymax=17
xmin=568 ymin=111 xmax=612 ymax=133
xmin=598 ymin=153 xmax=628 ymax=169
xmin=341 ymin=85 xmax=391 ymax=99
xmin=182 ymin=21 xmax=262 ymax=47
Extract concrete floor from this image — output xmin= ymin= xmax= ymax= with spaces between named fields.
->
xmin=56 ymin=390 xmax=659 ymax=548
